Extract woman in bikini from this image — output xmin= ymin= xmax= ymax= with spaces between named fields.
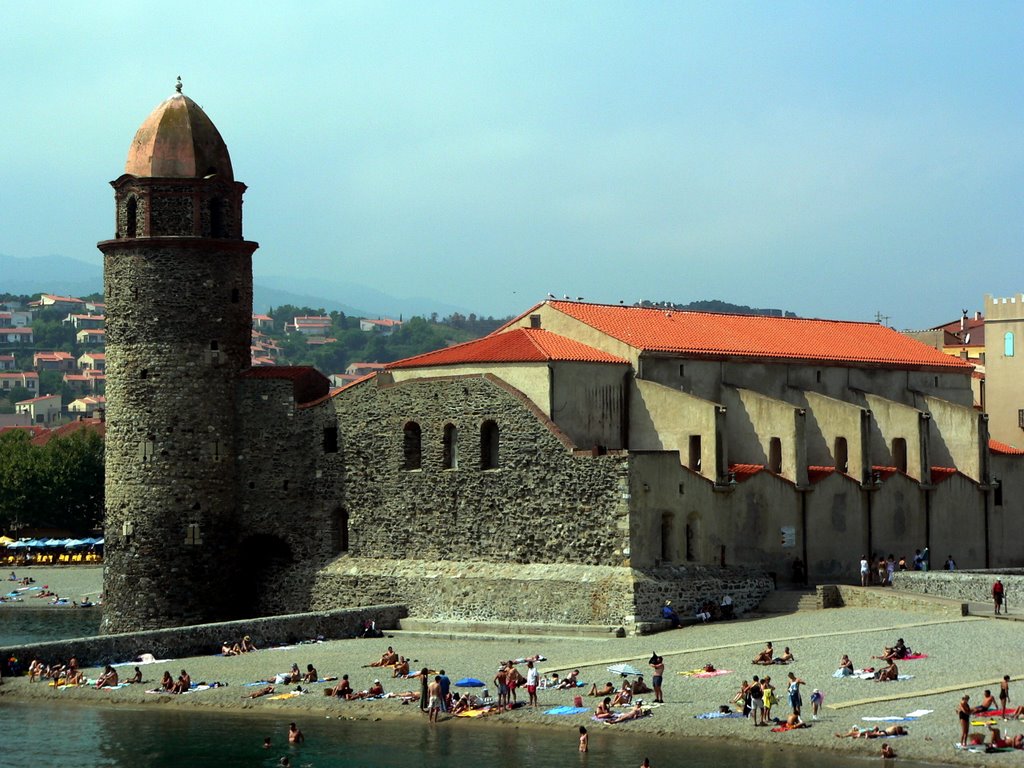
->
xmin=752 ymin=642 xmax=774 ymax=665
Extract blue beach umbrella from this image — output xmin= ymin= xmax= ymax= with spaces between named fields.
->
xmin=455 ymin=678 xmax=485 ymax=687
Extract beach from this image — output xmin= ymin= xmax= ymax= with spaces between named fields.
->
xmin=2 ymin=569 xmax=1022 ymax=766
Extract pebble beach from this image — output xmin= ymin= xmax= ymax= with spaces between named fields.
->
xmin=2 ymin=567 xmax=1022 ymax=767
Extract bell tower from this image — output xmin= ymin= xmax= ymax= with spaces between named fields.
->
xmin=98 ymin=79 xmax=259 ymax=632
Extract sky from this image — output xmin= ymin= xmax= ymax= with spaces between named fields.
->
xmin=2 ymin=1 xmax=1022 ymax=328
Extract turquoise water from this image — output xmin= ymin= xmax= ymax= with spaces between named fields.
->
xmin=0 ymin=608 xmax=102 ymax=646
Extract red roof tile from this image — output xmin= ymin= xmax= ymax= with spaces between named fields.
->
xmin=729 ymin=463 xmax=764 ymax=482
xmin=388 ymin=328 xmax=628 ymax=369
xmin=240 ymin=365 xmax=330 ymax=404
xmin=516 ymin=301 xmax=974 ymax=371
xmin=31 ymin=418 xmax=106 ymax=446
xmin=930 ymin=466 xmax=957 ymax=484
xmin=807 ymin=465 xmax=837 ymax=483
xmin=990 ymin=439 xmax=1024 ymax=455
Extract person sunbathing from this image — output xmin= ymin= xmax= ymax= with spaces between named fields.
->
xmin=451 ymin=693 xmax=478 ymax=714
xmin=632 ymin=676 xmax=652 ymax=695
xmin=773 ymin=647 xmax=795 ymax=664
xmin=326 ymin=674 xmax=352 ymax=698
xmin=558 ymin=670 xmax=581 ymax=689
xmin=875 ymin=660 xmax=899 ymax=682
xmin=240 ymin=636 xmax=257 ymax=653
xmin=608 ymin=703 xmax=648 ymax=723
xmin=595 ymin=697 xmax=614 ymax=719
xmin=837 ymin=654 xmax=855 ymax=676
xmin=95 ymin=665 xmax=119 ymax=688
xmin=369 ymin=647 xmax=399 ymax=668
xmin=589 ymin=681 xmax=615 ymax=697
xmin=124 ymin=667 xmax=142 ymax=684
xmin=221 ymin=642 xmax=240 ymax=656
xmin=302 ymin=664 xmax=319 ymax=684
xmin=973 ymin=690 xmax=997 ymax=713
xmin=172 ymin=669 xmax=191 ymax=694
xmin=161 ymin=671 xmax=175 ymax=691
xmin=246 ymin=685 xmax=275 ymax=698
xmin=392 ymin=657 xmax=410 ymax=678
xmin=267 ymin=664 xmax=301 ymax=685
xmin=782 ymin=713 xmax=808 ymax=729
xmin=347 ymin=679 xmax=385 ymax=699
xmin=731 ymin=680 xmax=750 ymax=706
xmin=753 ymin=642 xmax=774 ymax=665
xmin=611 ymin=681 xmax=633 ymax=707
xmin=880 ymin=639 xmax=908 ymax=661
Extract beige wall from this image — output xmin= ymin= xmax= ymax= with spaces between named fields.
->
xmin=392 ymin=362 xmax=551 ymax=415
xmin=868 ymin=474 xmax=926 ymax=562
xmin=929 ymin=474 xmax=987 ymax=568
xmin=983 ymin=294 xmax=1024 ymax=448
xmin=990 ymin=453 xmax=1024 ymax=566
xmin=630 ymin=379 xmax=721 ymax=479
xmin=804 ymin=474 xmax=866 ymax=582
xmin=924 ymin=395 xmax=985 ymax=482
xmin=863 ymin=393 xmax=925 ymax=481
xmin=722 ymin=387 xmax=806 ymax=486
xmin=804 ymin=391 xmax=867 ymax=482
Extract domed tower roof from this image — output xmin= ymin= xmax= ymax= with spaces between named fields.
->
xmin=125 ymin=78 xmax=234 ymax=180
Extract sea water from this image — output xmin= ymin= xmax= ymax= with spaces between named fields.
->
xmin=0 ymin=701 xmax=940 ymax=768
xmin=0 ymin=608 xmax=102 ymax=647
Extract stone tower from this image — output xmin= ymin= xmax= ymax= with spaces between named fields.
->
xmin=98 ymin=80 xmax=258 ymax=632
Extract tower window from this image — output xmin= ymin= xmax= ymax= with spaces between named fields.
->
xmin=185 ymin=524 xmax=202 ymax=546
xmin=529 ymin=314 xmax=542 ymax=329
xmin=1006 ymin=332 xmax=1015 ymax=357
xmin=140 ymin=369 xmax=148 ymax=380
xmin=332 ymin=508 xmax=349 ymax=553
xmin=231 ymin=288 xmax=240 ymax=304
xmin=481 ymin=420 xmax=499 ymax=469
xmin=210 ymin=197 xmax=228 ymax=238
xmin=126 ymin=197 xmax=138 ymax=238
xmin=660 ymin=513 xmax=674 ymax=563
xmin=210 ymin=340 xmax=219 ymax=351
xmin=442 ymin=423 xmax=458 ymax=469
xmin=403 ymin=421 xmax=422 ymax=470
xmin=688 ymin=435 xmax=702 ymax=471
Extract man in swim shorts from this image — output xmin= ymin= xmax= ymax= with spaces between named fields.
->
xmin=428 ymin=676 xmax=442 ymax=723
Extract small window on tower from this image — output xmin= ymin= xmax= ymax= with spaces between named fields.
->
xmin=210 ymin=340 xmax=219 ymax=351
xmin=185 ymin=524 xmax=203 ymax=546
xmin=126 ymin=197 xmax=138 ymax=238
xmin=323 ymin=426 xmax=338 ymax=454
xmin=231 ymin=288 xmax=240 ymax=304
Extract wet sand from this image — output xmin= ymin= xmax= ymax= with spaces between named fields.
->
xmin=2 ymin=572 xmax=1021 ymax=766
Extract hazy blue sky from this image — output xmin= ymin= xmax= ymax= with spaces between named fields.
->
xmin=3 ymin=2 xmax=1021 ymax=327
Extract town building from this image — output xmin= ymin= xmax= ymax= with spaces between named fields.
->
xmin=15 ymin=393 xmax=62 ymax=425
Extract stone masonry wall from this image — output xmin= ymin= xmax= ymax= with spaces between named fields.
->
xmin=891 ymin=569 xmax=1024 ymax=605
xmin=329 ymin=374 xmax=632 ymax=565
xmin=0 ymin=605 xmax=406 ymax=671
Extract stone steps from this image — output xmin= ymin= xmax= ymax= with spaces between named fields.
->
xmin=753 ymin=589 xmax=819 ymax=614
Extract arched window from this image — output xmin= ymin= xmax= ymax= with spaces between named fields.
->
xmin=480 ymin=420 xmax=499 ymax=469
xmin=834 ymin=437 xmax=848 ymax=472
xmin=660 ymin=513 xmax=674 ymax=563
xmin=1005 ymin=332 xmax=1015 ymax=357
xmin=892 ymin=438 xmax=907 ymax=473
xmin=768 ymin=437 xmax=782 ymax=474
xmin=403 ymin=422 xmax=422 ymax=470
xmin=442 ymin=423 xmax=458 ymax=469
xmin=126 ymin=197 xmax=138 ymax=238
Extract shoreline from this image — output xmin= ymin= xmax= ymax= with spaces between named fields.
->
xmin=3 ymin=603 xmax=1022 ymax=766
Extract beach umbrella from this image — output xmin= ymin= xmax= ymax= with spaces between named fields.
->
xmin=43 ymin=538 xmax=65 ymax=547
xmin=24 ymin=539 xmax=45 ymax=548
xmin=7 ymin=541 xmax=28 ymax=549
xmin=455 ymin=678 xmax=485 ymax=687
xmin=63 ymin=539 xmax=85 ymax=548
xmin=94 ymin=538 xmax=104 ymax=546
xmin=0 ymin=536 xmax=14 ymax=545
xmin=607 ymin=663 xmax=643 ymax=677
xmin=80 ymin=537 xmax=98 ymax=545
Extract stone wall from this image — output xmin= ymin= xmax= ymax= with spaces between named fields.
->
xmin=891 ymin=570 xmax=1024 ymax=605
xmin=818 ymin=584 xmax=966 ymax=615
xmin=328 ymin=374 xmax=633 ymax=565
xmin=0 ymin=604 xmax=406 ymax=671
xmin=630 ymin=565 xmax=773 ymax=622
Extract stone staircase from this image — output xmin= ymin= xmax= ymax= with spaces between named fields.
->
xmin=753 ymin=588 xmax=819 ymax=614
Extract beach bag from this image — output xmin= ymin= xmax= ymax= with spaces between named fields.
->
xmin=574 ymin=695 xmax=583 ymax=708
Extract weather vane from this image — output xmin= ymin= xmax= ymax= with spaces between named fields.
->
xmin=175 ymin=76 xmax=183 ymax=94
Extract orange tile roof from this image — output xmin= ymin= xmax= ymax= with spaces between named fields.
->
xmin=388 ymin=328 xmax=629 ymax=369
xmin=729 ymin=463 xmax=764 ymax=482
xmin=990 ymin=439 xmax=1024 ymax=455
xmin=930 ymin=466 xmax=957 ymax=484
xmin=807 ymin=465 xmax=837 ymax=483
xmin=518 ymin=301 xmax=974 ymax=371
xmin=31 ymin=418 xmax=106 ymax=447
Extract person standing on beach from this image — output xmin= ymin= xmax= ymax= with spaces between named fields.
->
xmin=748 ymin=676 xmax=763 ymax=726
xmin=1000 ymin=675 xmax=1011 ymax=719
xmin=787 ymin=672 xmax=806 ymax=717
xmin=438 ymin=669 xmax=451 ymax=712
xmin=526 ymin=660 xmax=539 ymax=707
xmin=993 ymin=579 xmax=1005 ymax=615
xmin=649 ymin=653 xmax=665 ymax=703
xmin=860 ymin=555 xmax=869 ymax=586
xmin=958 ymin=695 xmax=971 ymax=746
xmin=428 ymin=676 xmax=442 ymax=723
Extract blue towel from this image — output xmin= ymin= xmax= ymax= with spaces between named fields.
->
xmin=544 ymin=706 xmax=590 ymax=715
xmin=695 ymin=711 xmax=745 ymax=719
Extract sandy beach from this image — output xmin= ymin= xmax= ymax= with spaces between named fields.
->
xmin=2 ymin=568 xmax=1022 ymax=766
xmin=1 ymin=565 xmax=104 ymax=607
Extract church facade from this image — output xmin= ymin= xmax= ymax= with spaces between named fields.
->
xmin=99 ymin=88 xmax=1024 ymax=634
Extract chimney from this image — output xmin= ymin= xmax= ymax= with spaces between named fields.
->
xmin=975 ymin=311 xmax=982 ymax=321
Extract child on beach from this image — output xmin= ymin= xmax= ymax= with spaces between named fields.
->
xmin=810 ymin=688 xmax=823 ymax=719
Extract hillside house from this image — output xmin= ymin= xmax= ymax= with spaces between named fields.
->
xmin=15 ymin=393 xmax=62 ymax=425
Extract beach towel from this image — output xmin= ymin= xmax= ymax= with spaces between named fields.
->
xmin=695 ymin=711 xmax=745 ymax=719
xmin=954 ymin=743 xmax=988 ymax=753
xmin=677 ymin=668 xmax=708 ymax=677
xmin=512 ymin=656 xmax=546 ymax=664
xmin=770 ymin=723 xmax=809 ymax=732
xmin=113 ymin=657 xmax=171 ymax=668
xmin=692 ymin=669 xmax=732 ymax=678
xmin=905 ymin=709 xmax=933 ymax=718
xmin=544 ymin=706 xmax=589 ymax=715
xmin=456 ymin=707 xmax=503 ymax=718
xmin=267 ymin=691 xmax=303 ymax=701
xmin=902 ymin=653 xmax=928 ymax=660
xmin=974 ymin=708 xmax=1014 ymax=718
xmin=853 ymin=672 xmax=913 ymax=681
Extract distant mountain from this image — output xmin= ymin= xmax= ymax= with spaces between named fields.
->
xmin=0 ymin=254 xmax=474 ymax=320
xmin=0 ymin=253 xmax=103 ymax=297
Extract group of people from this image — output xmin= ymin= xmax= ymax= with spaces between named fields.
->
xmin=735 ymin=671 xmax=814 ymax=728
xmin=859 ymin=550 xmax=945 ymax=587
xmin=660 ymin=596 xmax=735 ymax=628
xmin=220 ymin=636 xmax=257 ymax=656
xmin=751 ymin=642 xmax=794 ymax=666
